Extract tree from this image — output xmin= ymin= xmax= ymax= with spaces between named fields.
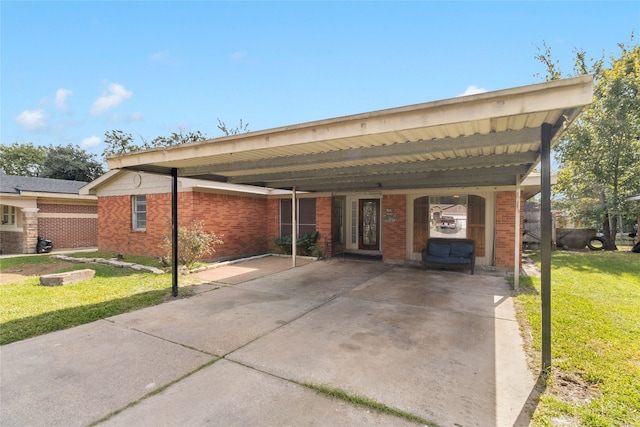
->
xmin=41 ymin=144 xmax=105 ymax=181
xmin=102 ymin=120 xmax=250 ymax=159
xmin=149 ymin=130 xmax=207 ymax=147
xmin=535 ymin=37 xmax=640 ymax=249
xmin=102 ymin=129 xmax=209 ymax=159
xmin=216 ymin=118 xmax=250 ymax=136
xmin=0 ymin=142 xmax=47 ymax=176
xmin=102 ymin=130 xmax=138 ymax=157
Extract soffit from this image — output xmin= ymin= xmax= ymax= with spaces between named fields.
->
xmin=108 ymin=76 xmax=593 ymax=193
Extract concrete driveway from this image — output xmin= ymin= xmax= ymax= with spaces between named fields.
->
xmin=1 ymin=256 xmax=536 ymax=427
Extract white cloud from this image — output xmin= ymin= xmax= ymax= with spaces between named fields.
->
xmin=15 ymin=109 xmax=48 ymax=130
xmin=91 ymin=82 xmax=133 ymax=115
xmin=55 ymin=88 xmax=73 ymax=110
xmin=81 ymin=135 xmax=102 ymax=148
xmin=457 ymin=85 xmax=487 ymax=97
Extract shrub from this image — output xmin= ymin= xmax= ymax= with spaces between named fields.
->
xmin=273 ymin=231 xmax=320 ymax=256
xmin=161 ymin=221 xmax=223 ymax=269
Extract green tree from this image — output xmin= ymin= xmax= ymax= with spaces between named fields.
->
xmin=42 ymin=144 xmax=105 ymax=181
xmin=102 ymin=120 xmax=249 ymax=160
xmin=102 ymin=130 xmax=139 ymax=157
xmin=149 ymin=130 xmax=207 ymax=147
xmin=535 ymin=37 xmax=640 ymax=249
xmin=216 ymin=118 xmax=250 ymax=136
xmin=0 ymin=142 xmax=47 ymax=176
xmin=102 ymin=129 xmax=208 ymax=159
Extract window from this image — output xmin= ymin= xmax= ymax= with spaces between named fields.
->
xmin=1 ymin=205 xmax=16 ymax=225
xmin=429 ymin=195 xmax=468 ymax=239
xmin=413 ymin=195 xmax=486 ymax=256
xmin=132 ymin=195 xmax=146 ymax=230
xmin=280 ymin=199 xmax=316 ymax=236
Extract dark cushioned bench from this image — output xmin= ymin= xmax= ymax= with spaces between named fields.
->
xmin=421 ymin=238 xmax=476 ymax=275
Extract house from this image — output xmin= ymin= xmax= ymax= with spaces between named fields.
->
xmin=83 ymin=169 xmax=552 ymax=269
xmin=81 ymin=169 xmax=292 ymax=260
xmin=84 ymin=76 xmax=594 ymax=276
xmin=0 ymin=172 xmax=98 ymax=254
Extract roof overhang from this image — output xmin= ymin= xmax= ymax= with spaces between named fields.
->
xmin=107 ymin=76 xmax=593 ymax=193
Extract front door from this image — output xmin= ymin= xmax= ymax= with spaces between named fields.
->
xmin=359 ymin=199 xmax=380 ymax=250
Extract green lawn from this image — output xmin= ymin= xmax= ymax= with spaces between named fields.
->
xmin=0 ymin=252 xmax=201 ymax=345
xmin=516 ymin=250 xmax=640 ymax=426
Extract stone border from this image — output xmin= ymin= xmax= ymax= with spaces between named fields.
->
xmin=52 ymin=255 xmax=165 ymax=274
xmin=52 ymin=253 xmax=317 ymax=276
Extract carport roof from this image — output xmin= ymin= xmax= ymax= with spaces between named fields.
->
xmin=107 ymin=76 xmax=593 ymax=192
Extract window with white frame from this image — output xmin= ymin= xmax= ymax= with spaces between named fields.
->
xmin=1 ymin=205 xmax=16 ymax=225
xmin=132 ymin=195 xmax=146 ymax=230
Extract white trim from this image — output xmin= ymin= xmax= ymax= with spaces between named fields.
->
xmin=132 ymin=195 xmax=147 ymax=231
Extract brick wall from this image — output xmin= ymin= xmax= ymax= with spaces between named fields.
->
xmin=495 ymin=191 xmax=523 ymax=268
xmin=266 ymin=199 xmax=280 ymax=252
xmin=98 ymin=191 xmax=270 ymax=259
xmin=184 ymin=192 xmax=269 ymax=259
xmin=381 ymin=194 xmax=406 ymax=264
xmin=0 ymin=231 xmax=23 ymax=254
xmin=37 ymin=203 xmax=98 ymax=250
xmin=315 ymin=196 xmax=332 ymax=255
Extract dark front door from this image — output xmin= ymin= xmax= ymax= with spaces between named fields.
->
xmin=359 ymin=199 xmax=380 ymax=250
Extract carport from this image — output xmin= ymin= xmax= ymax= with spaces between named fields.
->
xmin=107 ymin=75 xmax=594 ymax=369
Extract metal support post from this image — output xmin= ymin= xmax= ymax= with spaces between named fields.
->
xmin=171 ymin=168 xmax=179 ymax=297
xmin=292 ymin=187 xmax=297 ymax=267
xmin=541 ymin=123 xmax=553 ymax=370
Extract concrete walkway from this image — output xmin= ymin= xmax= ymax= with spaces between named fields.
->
xmin=1 ymin=256 xmax=536 ymax=427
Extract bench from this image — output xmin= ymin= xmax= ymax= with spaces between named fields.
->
xmin=422 ymin=238 xmax=476 ymax=275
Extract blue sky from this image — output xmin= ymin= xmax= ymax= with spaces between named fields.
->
xmin=1 ymin=1 xmax=638 ymax=159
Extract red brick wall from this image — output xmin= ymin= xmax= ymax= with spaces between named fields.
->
xmin=183 ymin=192 xmax=269 ymax=258
xmin=495 ymin=191 xmax=523 ymax=268
xmin=266 ymin=199 xmax=280 ymax=252
xmin=98 ymin=192 xmax=269 ymax=259
xmin=37 ymin=203 xmax=98 ymax=249
xmin=382 ymin=195 xmax=406 ymax=264
xmin=0 ymin=231 xmax=23 ymax=254
xmin=316 ymin=196 xmax=332 ymax=254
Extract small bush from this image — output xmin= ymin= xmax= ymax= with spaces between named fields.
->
xmin=161 ymin=221 xmax=223 ymax=269
xmin=273 ymin=231 xmax=320 ymax=256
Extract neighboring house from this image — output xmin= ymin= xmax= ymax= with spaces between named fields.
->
xmin=0 ymin=172 xmax=98 ymax=254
